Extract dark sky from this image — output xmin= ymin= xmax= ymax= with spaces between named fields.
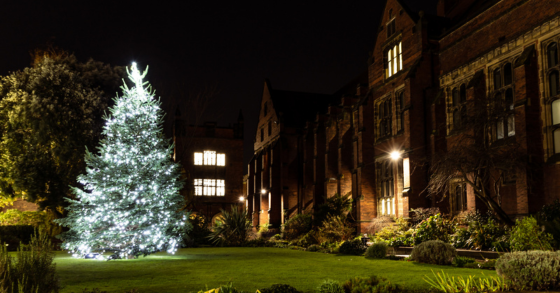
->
xmin=1 ymin=0 xmax=437 ymax=166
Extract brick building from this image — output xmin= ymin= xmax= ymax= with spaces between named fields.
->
xmin=247 ymin=0 xmax=560 ymax=232
xmin=174 ymin=110 xmax=245 ymax=224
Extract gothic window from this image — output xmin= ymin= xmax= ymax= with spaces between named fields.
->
xmin=260 ymin=128 xmax=264 ymax=142
xmin=491 ymin=62 xmax=515 ymax=141
xmin=451 ymin=181 xmax=467 ymax=215
xmin=547 ymin=41 xmax=560 ymax=155
xmin=386 ymin=10 xmax=395 ymax=38
xmin=395 ymin=91 xmax=405 ymax=132
xmin=204 ymin=150 xmax=216 ymax=165
xmin=195 ymin=179 xmax=225 ymax=196
xmin=377 ymin=161 xmax=394 ymax=216
xmin=377 ymin=97 xmax=392 ymax=140
xmin=449 ymin=84 xmax=467 ymax=131
xmin=385 ymin=42 xmax=403 ymax=78
xmin=195 ymin=150 xmax=225 ymax=166
xmin=268 ymin=121 xmax=272 ymax=136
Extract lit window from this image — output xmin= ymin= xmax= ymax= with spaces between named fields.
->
xmin=217 ymin=154 xmax=225 ymax=166
xmin=204 ymin=151 xmax=216 ymax=165
xmin=203 ymin=179 xmax=216 ymax=195
xmin=386 ymin=42 xmax=402 ymax=78
xmin=194 ymin=179 xmax=203 ymax=195
xmin=217 ymin=180 xmax=225 ymax=196
xmin=194 ymin=152 xmax=203 ymax=165
xmin=491 ymin=62 xmax=515 ymax=141
xmin=195 ymin=179 xmax=225 ymax=196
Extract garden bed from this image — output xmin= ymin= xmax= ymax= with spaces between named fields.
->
xmin=392 ymin=246 xmax=500 ymax=259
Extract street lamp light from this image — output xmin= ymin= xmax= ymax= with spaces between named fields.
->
xmin=239 ymin=196 xmax=245 ymax=202
xmin=389 ymin=151 xmax=401 ymax=161
xmin=261 ymin=189 xmax=267 ymax=194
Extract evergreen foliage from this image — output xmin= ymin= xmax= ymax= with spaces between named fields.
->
xmin=410 ymin=240 xmax=457 ymax=265
xmin=0 ymin=54 xmax=123 ymax=212
xmin=496 ymin=250 xmax=560 ymax=291
xmin=55 ymin=63 xmax=186 ymax=259
xmin=365 ymin=242 xmax=388 ymax=259
xmin=207 ymin=205 xmax=251 ymax=246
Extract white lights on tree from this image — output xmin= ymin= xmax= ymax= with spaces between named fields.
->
xmin=55 ymin=63 xmax=188 ymax=259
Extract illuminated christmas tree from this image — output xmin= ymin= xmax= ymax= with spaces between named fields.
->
xmin=56 ymin=63 xmax=187 ymax=259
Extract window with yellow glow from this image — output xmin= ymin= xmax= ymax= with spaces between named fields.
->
xmin=386 ymin=42 xmax=403 ymax=78
xmin=195 ymin=150 xmax=225 ymax=166
xmin=194 ymin=179 xmax=225 ymax=196
xmin=217 ymin=154 xmax=225 ymax=166
xmin=194 ymin=152 xmax=203 ymax=165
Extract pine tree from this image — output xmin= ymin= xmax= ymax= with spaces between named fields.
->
xmin=56 ymin=63 xmax=187 ymax=259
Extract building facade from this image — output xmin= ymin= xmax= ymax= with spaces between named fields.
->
xmin=174 ymin=111 xmax=244 ymax=224
xmin=247 ymin=0 xmax=560 ymax=232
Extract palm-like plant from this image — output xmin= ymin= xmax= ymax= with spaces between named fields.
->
xmin=208 ymin=206 xmax=252 ymax=246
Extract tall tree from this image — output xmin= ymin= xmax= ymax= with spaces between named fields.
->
xmin=426 ymin=83 xmax=527 ymax=226
xmin=0 ymin=52 xmax=123 ymax=214
xmin=56 ymin=63 xmax=187 ymax=259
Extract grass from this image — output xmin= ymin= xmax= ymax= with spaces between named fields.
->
xmin=54 ymin=247 xmax=497 ymax=293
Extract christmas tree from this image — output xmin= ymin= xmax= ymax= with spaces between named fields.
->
xmin=56 ymin=63 xmax=187 ymax=259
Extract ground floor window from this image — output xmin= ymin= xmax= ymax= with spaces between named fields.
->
xmin=450 ymin=181 xmax=467 ymax=214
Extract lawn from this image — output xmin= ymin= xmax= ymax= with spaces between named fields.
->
xmin=55 ymin=247 xmax=497 ymax=293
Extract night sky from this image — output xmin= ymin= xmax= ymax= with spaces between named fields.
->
xmin=1 ymin=0 xmax=437 ymax=166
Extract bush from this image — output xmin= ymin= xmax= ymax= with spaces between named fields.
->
xmin=296 ymin=231 xmax=317 ymax=248
xmin=341 ymin=275 xmax=430 ymax=293
xmin=410 ymin=207 xmax=440 ymax=225
xmin=313 ymin=193 xmax=352 ymax=227
xmin=424 ymin=270 xmax=510 ymax=293
xmin=0 ymin=229 xmax=60 ymax=293
xmin=244 ymin=238 xmax=273 ymax=247
xmin=537 ymin=199 xmax=560 ymax=249
xmin=367 ymin=216 xmax=394 ymax=235
xmin=374 ymin=218 xmax=409 ymax=242
xmin=410 ymin=240 xmax=456 ymax=265
xmin=509 ymin=217 xmax=553 ymax=251
xmin=207 ymin=206 xmax=252 ymax=246
xmin=365 ymin=242 xmax=388 ymax=259
xmin=307 ymin=244 xmax=320 ymax=252
xmin=412 ymin=214 xmax=456 ymax=245
xmin=283 ymin=214 xmax=312 ymax=241
xmin=259 ymin=284 xmax=301 ymax=293
xmin=496 ymin=250 xmax=560 ymax=291
xmin=316 ymin=215 xmax=354 ymax=243
xmin=183 ymin=213 xmax=210 ymax=247
xmin=317 ymin=280 xmax=344 ymax=293
xmin=451 ymin=256 xmax=476 ymax=267
xmin=339 ymin=239 xmax=366 ymax=255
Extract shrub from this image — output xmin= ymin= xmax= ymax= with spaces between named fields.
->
xmin=509 ymin=217 xmax=553 ymax=251
xmin=283 ymin=214 xmax=312 ymax=240
xmin=307 ymin=244 xmax=320 ymax=252
xmin=244 ymin=238 xmax=273 ymax=247
xmin=317 ymin=279 xmax=344 ymax=293
xmin=339 ymin=239 xmax=366 ymax=255
xmin=412 ymin=214 xmax=456 ymax=245
xmin=424 ymin=270 xmax=510 ymax=293
xmin=537 ymin=199 xmax=560 ymax=249
xmin=259 ymin=284 xmax=301 ymax=293
xmin=341 ymin=275 xmax=428 ymax=293
xmin=183 ymin=213 xmax=210 ymax=247
xmin=365 ymin=242 xmax=388 ymax=259
xmin=367 ymin=216 xmax=394 ymax=235
xmin=313 ymin=193 xmax=352 ymax=227
xmin=0 ymin=229 xmax=60 ymax=293
xmin=270 ymin=234 xmax=282 ymax=241
xmin=316 ymin=215 xmax=354 ymax=243
xmin=296 ymin=231 xmax=317 ymax=248
xmin=410 ymin=240 xmax=457 ymax=265
xmin=207 ymin=206 xmax=252 ymax=246
xmin=496 ymin=250 xmax=560 ymax=291
xmin=451 ymin=256 xmax=476 ymax=267
xmin=410 ymin=207 xmax=440 ymax=225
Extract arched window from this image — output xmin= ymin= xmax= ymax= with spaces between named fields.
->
xmin=504 ymin=63 xmax=513 ymax=86
xmin=494 ymin=68 xmax=502 ymax=90
xmin=505 ymin=88 xmax=514 ymax=110
xmin=460 ymin=84 xmax=467 ymax=122
xmin=550 ymin=71 xmax=559 ymax=96
xmin=548 ymin=42 xmax=558 ymax=68
xmin=507 ymin=114 xmax=515 ymax=137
